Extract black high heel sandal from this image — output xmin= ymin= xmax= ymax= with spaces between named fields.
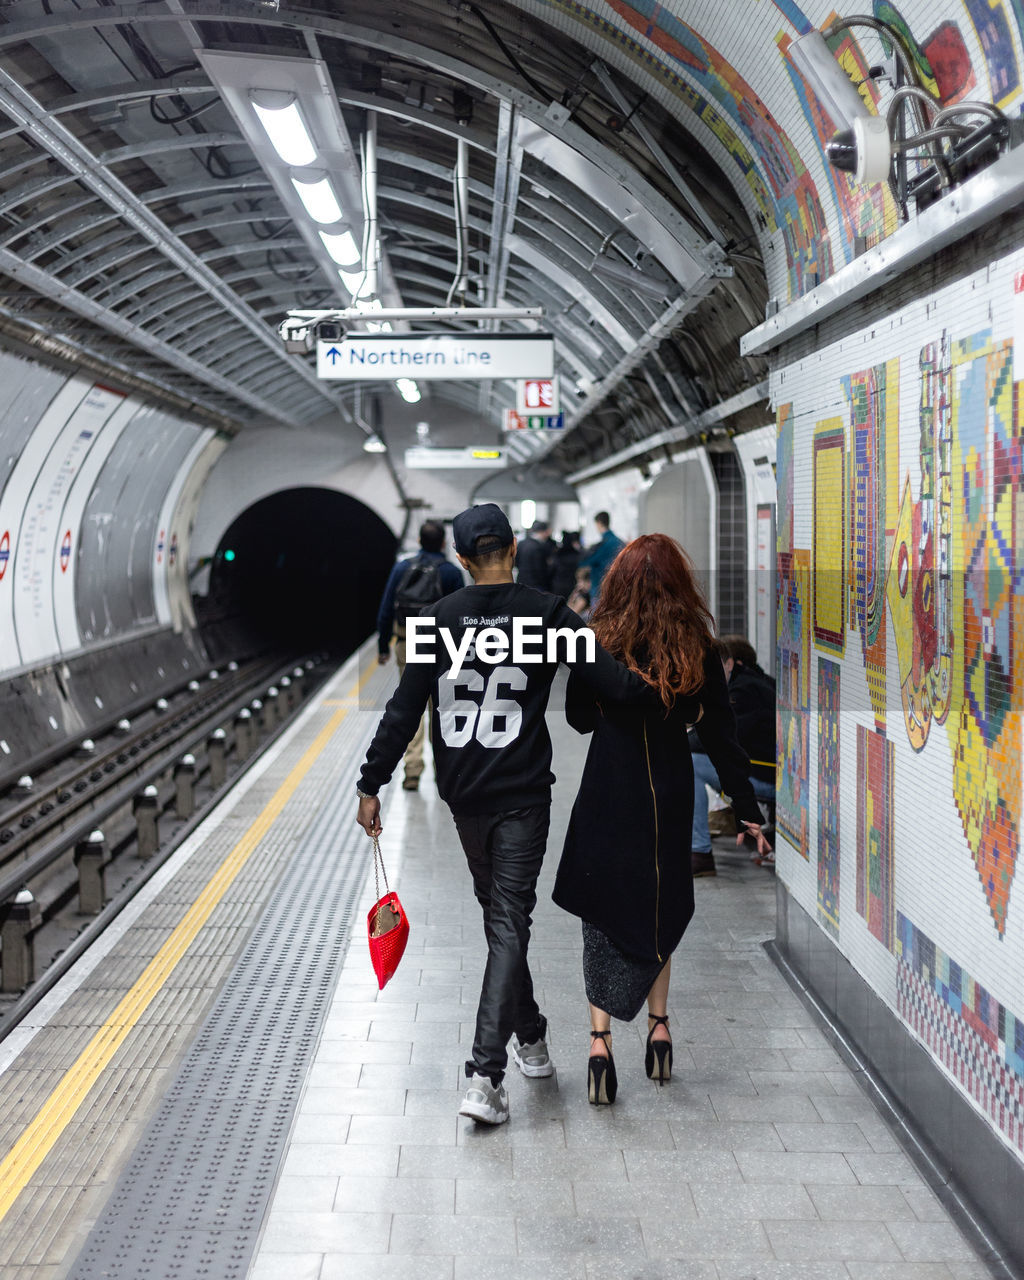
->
xmin=588 ymin=1030 xmax=617 ymax=1105
xmin=645 ymin=1015 xmax=673 ymax=1084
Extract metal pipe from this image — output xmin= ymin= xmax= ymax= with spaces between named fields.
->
xmin=363 ymin=113 xmax=379 ymax=300
xmin=448 ymin=138 xmax=470 ymax=305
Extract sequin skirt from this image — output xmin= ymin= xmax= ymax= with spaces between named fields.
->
xmin=581 ymin=921 xmax=668 ymax=1021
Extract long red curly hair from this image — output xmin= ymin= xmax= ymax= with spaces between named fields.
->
xmin=590 ymin=533 xmax=716 ymax=708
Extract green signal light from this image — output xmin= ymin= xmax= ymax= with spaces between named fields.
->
xmin=224 ymin=549 xmax=236 ymax=562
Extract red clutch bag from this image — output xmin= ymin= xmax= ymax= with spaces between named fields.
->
xmin=367 ymin=835 xmax=409 ymax=989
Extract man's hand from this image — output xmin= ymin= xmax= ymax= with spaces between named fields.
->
xmin=737 ymin=820 xmax=772 ymax=858
xmin=357 ymin=795 xmax=382 ymax=836
xmin=377 ymin=652 xmax=390 ymax=666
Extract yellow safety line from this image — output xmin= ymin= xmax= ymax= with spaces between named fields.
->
xmin=0 ymin=660 xmax=377 ymax=1222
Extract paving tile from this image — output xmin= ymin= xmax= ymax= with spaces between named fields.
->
xmin=846 ymin=1153 xmax=922 ymax=1185
xmin=572 ymin=1179 xmax=699 ymax=1220
xmin=735 ymin=1151 xmax=858 ymax=1185
xmin=290 ymin=1114 xmax=352 ymax=1144
xmin=562 ymin=1115 xmax=674 ymax=1150
xmin=691 ymin=1181 xmax=818 ymax=1220
xmin=807 ymin=1185 xmax=917 ymax=1221
xmin=332 ymin=1173 xmax=454 ymax=1213
xmin=324 ymin=1259 xmax=454 ymax=1280
xmin=269 ymin=1175 xmax=338 ymax=1213
xmin=749 ymin=1070 xmax=839 ymax=1096
xmin=314 ymin=1040 xmax=412 ymax=1065
xmin=517 ymin=1214 xmax=645 ymax=1257
xmin=809 ymin=1095 xmax=881 ymax=1123
xmin=458 ymin=1114 xmax=567 ymax=1147
xmin=347 ymin=1114 xmax=456 ymax=1146
xmin=783 ymin=1048 xmax=847 ymax=1072
xmin=641 ymin=1218 xmax=773 ymax=1258
xmin=884 ymin=1222 xmax=980 ymax=1262
xmin=668 ymin=1119 xmax=785 ymax=1151
xmin=845 ymin=1264 xmax=960 ymax=1280
xmin=765 ymin=1221 xmax=902 ymax=1262
xmin=512 ymin=1148 xmax=629 ymax=1181
xmin=300 ymin=1086 xmax=406 ymax=1117
xmin=302 ymin=1063 xmax=362 ymax=1089
xmin=282 ymin=1142 xmax=399 ymax=1178
xmin=712 ymin=1094 xmax=823 ymax=1124
xmin=457 ymin=1261 xmax=585 ymax=1280
xmin=899 ymin=1187 xmax=950 ymax=1223
xmin=389 ymin=1213 xmax=517 ymax=1255
xmin=356 ymin=1062 xmax=461 ymax=1089
xmin=260 ymin=1211 xmax=390 ymax=1254
xmin=456 ymin=1176 xmax=574 ymax=1216
xmin=587 ymin=1258 xmax=716 ymax=1280
xmin=774 ymin=1122 xmax=874 ymax=1153
xmin=716 ymin=1264 xmax=851 ymax=1280
xmin=250 ymin=1253 xmax=324 ymax=1280
xmin=399 ymin=1144 xmax=513 ymax=1179
xmin=622 ymin=1148 xmax=744 ymax=1181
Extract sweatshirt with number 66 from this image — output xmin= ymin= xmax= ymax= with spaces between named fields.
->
xmin=356 ymin=582 xmax=655 ymax=816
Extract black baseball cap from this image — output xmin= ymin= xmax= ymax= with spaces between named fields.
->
xmin=452 ymin=503 xmax=515 ymax=557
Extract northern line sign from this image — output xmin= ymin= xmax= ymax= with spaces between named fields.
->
xmin=316 ymin=332 xmax=554 ymax=380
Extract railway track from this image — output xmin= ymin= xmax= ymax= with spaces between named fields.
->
xmin=0 ymin=650 xmax=334 ymax=1035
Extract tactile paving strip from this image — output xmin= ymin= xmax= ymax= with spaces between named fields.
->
xmin=64 ymin=700 xmax=381 ymax=1279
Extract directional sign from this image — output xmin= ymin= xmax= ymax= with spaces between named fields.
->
xmin=503 ymin=410 xmax=564 ymax=431
xmin=156 ymin=528 xmax=165 ymax=565
xmin=405 ymin=447 xmax=505 ymax=469
xmin=59 ymin=529 xmax=72 ymax=574
xmin=0 ymin=531 xmax=9 ymax=582
xmin=317 ymin=332 xmax=554 ymax=380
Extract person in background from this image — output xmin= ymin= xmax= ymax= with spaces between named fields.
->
xmin=553 ymin=535 xmax=770 ymax=1105
xmin=375 ymin=519 xmax=463 ymax=791
xmin=356 ymin=504 xmax=658 ymax=1127
xmin=514 ymin=519 xmax=554 ymax=590
xmin=690 ymin=634 xmax=776 ymax=876
xmin=566 ymin=567 xmax=592 ymax=621
xmin=576 ymin=511 xmax=624 ymax=602
xmin=550 ymin=530 xmax=582 ymax=600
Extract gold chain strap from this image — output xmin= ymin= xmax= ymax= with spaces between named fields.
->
xmin=372 ymin=833 xmax=391 ymax=904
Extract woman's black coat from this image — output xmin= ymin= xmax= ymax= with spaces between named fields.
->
xmin=552 ymin=646 xmax=763 ymax=964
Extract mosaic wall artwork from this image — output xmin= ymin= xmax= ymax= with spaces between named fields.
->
xmin=962 ymin=0 xmax=1022 ymax=107
xmin=948 ymin=333 xmax=1024 ymax=936
xmin=817 ymin=659 xmax=841 ymax=936
xmin=777 ymin=403 xmax=811 ymax=857
xmin=812 ymin=419 xmax=846 ymax=655
xmin=857 ymin=725 xmax=895 ymax=950
xmin=897 ymin=913 xmax=1024 ymax=1154
xmin=846 ymin=360 xmax=899 ymax=732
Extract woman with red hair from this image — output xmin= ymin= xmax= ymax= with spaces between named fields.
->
xmin=553 ymin=534 xmax=770 ymax=1104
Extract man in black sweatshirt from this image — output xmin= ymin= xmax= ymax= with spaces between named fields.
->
xmin=356 ymin=503 xmax=653 ymax=1125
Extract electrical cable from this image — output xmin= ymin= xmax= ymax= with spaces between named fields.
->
xmin=465 ymin=3 xmax=553 ymax=103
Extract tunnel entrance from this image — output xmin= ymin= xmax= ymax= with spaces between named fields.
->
xmin=198 ymin=487 xmax=398 ymax=659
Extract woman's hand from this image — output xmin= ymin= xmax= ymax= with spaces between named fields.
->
xmin=737 ymin=820 xmax=772 ymax=858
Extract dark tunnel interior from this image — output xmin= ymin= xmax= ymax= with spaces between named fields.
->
xmin=198 ymin=488 xmax=398 ymax=660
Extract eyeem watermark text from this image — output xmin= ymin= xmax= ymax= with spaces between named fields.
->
xmin=405 ymin=616 xmax=595 ymax=677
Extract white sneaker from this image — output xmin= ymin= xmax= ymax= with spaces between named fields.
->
xmin=510 ymin=1031 xmax=554 ymax=1078
xmin=458 ymin=1072 xmax=509 ymax=1125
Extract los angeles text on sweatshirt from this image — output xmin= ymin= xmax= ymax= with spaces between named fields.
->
xmin=356 ymin=582 xmax=654 ymax=815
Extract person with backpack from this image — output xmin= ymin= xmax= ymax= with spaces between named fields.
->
xmin=376 ymin=519 xmax=464 ymax=790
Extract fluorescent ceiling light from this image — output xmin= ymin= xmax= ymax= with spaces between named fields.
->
xmin=363 ymin=433 xmax=387 ymax=453
xmin=250 ymin=90 xmax=317 ymax=166
xmin=319 ymin=229 xmax=360 ymax=267
xmin=291 ymin=173 xmax=343 ymax=224
xmin=365 ymin=320 xmax=393 ymax=333
xmin=396 ymin=379 xmax=421 ymax=403
xmin=339 ymin=267 xmax=366 ymax=297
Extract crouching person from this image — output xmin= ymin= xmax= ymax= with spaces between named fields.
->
xmin=355 ymin=503 xmax=654 ymax=1125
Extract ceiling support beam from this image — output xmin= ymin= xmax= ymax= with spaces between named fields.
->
xmin=0 ymin=65 xmax=338 ymax=420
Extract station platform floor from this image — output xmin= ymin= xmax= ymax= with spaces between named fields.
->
xmin=0 ymin=645 xmax=993 ymax=1280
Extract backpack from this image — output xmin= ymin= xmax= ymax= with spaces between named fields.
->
xmin=392 ymin=554 xmax=445 ymax=627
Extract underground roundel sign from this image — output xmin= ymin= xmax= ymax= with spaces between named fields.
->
xmin=0 ymin=531 xmax=9 ymax=581
xmin=60 ymin=529 xmax=72 ymax=574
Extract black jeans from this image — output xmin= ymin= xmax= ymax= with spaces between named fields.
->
xmin=453 ymin=804 xmax=550 ymax=1083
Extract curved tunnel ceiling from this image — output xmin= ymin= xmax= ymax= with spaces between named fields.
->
xmin=0 ymin=0 xmax=963 ymax=470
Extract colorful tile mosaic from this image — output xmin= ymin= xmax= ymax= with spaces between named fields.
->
xmin=777 ymin=403 xmax=811 ymax=857
xmin=887 ymin=338 xmax=955 ymax=752
xmin=897 ymin=913 xmax=1024 ymax=1154
xmin=817 ymin=659 xmax=841 ymax=937
xmin=856 ymin=725 xmax=894 ymax=950
xmin=948 ymin=333 xmax=1024 ymax=935
xmin=846 ymin=360 xmax=899 ymax=731
xmin=812 ymin=419 xmax=846 ymax=656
